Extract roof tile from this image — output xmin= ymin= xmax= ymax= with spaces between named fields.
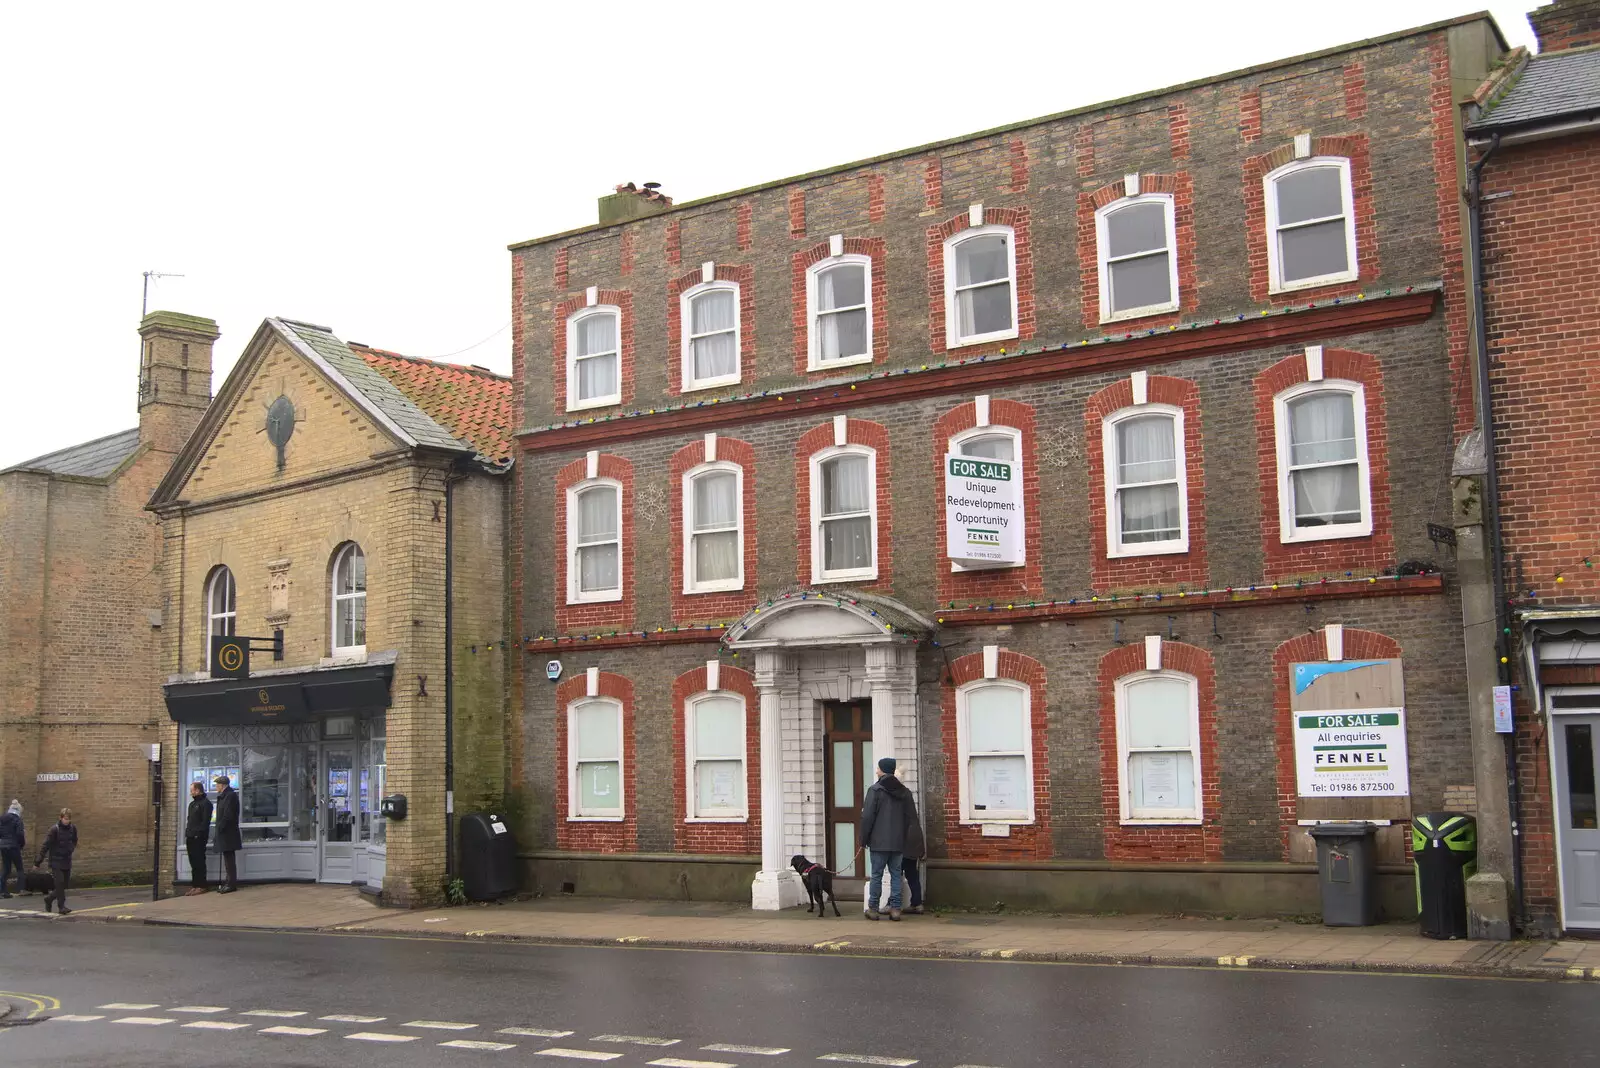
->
xmin=353 ymin=346 xmax=514 ymax=464
xmin=1471 ymin=46 xmax=1600 ymax=130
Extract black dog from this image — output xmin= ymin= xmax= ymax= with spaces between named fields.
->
xmin=790 ymin=854 xmax=840 ymax=917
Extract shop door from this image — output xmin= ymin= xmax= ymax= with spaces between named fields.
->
xmin=823 ymin=702 xmax=873 ymax=878
xmin=1554 ymin=713 xmax=1600 ymax=928
xmin=318 ymin=745 xmax=357 ymax=883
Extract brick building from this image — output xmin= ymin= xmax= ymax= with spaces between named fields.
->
xmin=506 ymin=15 xmax=1511 ymax=914
xmin=1463 ymin=0 xmax=1600 ymax=935
xmin=147 ymin=316 xmax=513 ymax=905
xmin=0 ymin=311 xmax=217 ymax=878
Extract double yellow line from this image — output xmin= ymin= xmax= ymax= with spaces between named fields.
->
xmin=0 ymin=990 xmax=60 ymax=1020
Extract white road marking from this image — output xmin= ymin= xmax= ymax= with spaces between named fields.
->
xmin=442 ymin=1039 xmax=518 ymax=1051
xmin=51 ymin=1015 xmax=105 ymax=1023
xmin=170 ymin=1006 xmax=230 ymax=1014
xmin=182 ymin=1021 xmax=249 ymax=1031
xmin=593 ymin=1034 xmax=680 ymax=1046
xmin=649 ymin=1059 xmax=737 ymax=1068
xmin=260 ymin=1025 xmax=328 ymax=1036
xmin=322 ymin=1014 xmax=387 ymax=1023
xmin=704 ymin=1045 xmax=791 ymax=1056
xmin=500 ymin=1027 xmax=575 ymax=1038
xmin=99 ymin=1003 xmax=159 ymax=1010
xmin=112 ymin=1017 xmax=176 ymax=1026
xmin=818 ymin=1057 xmax=919 ymax=1066
xmin=347 ymin=1031 xmax=420 ymax=1043
xmin=404 ymin=1019 xmax=478 ymax=1030
xmin=535 ymin=1052 xmax=624 ymax=1063
xmin=242 ymin=1009 xmax=307 ymax=1018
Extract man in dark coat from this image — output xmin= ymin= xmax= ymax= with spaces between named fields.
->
xmin=185 ymin=781 xmax=214 ymax=895
xmin=212 ymin=775 xmax=242 ymax=893
xmin=33 ymin=807 xmax=77 ymax=914
xmin=0 ymin=799 xmax=24 ymax=898
xmin=860 ymin=756 xmax=920 ymax=921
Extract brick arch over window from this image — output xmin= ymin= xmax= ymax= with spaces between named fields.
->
xmin=554 ymin=452 xmax=635 ymax=632
xmin=1243 ymin=134 xmax=1379 ymax=304
xmin=940 ymin=649 xmax=1050 ymax=860
xmin=1076 ymin=173 xmax=1198 ymax=330
xmin=1098 ymin=641 xmax=1222 ymax=862
xmin=671 ymin=663 xmax=761 ymax=854
xmin=668 ymin=264 xmax=756 ymax=395
xmin=932 ymin=398 xmax=1043 ymax=603
xmin=1271 ymin=628 xmax=1402 ymax=858
xmin=926 ymin=205 xmax=1035 ymax=355
xmin=1085 ymin=375 xmax=1208 ymax=592
xmin=669 ymin=436 xmax=757 ymax=625
xmin=1253 ymin=347 xmax=1391 ymax=580
xmin=791 ymin=237 xmax=888 ymax=373
xmin=553 ymin=290 xmax=635 ymax=410
xmin=795 ymin=417 xmax=893 ymax=591
xmin=554 ymin=670 xmax=638 ymax=853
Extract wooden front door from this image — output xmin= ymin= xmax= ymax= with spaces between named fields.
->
xmin=823 ymin=701 xmax=874 ymax=878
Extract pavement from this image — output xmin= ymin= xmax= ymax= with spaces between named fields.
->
xmin=11 ymin=882 xmax=1600 ymax=981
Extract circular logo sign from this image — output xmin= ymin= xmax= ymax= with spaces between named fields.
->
xmin=218 ymin=643 xmax=244 ymax=672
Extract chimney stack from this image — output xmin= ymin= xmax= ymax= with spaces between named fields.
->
xmin=138 ymin=310 xmax=218 ymax=455
xmin=1529 ymin=0 xmax=1600 ymax=52
xmin=599 ymin=182 xmax=673 ymax=225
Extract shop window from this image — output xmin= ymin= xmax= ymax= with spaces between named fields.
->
xmin=944 ymin=226 xmax=1018 ymax=347
xmin=568 ymin=480 xmax=622 ymax=603
xmin=569 ymin=697 xmax=624 ymax=820
xmin=956 ymin=680 xmax=1034 ymax=823
xmin=810 ymin=446 xmax=877 ymax=583
xmin=685 ymin=692 xmax=747 ymax=820
xmin=1103 ymin=406 xmax=1188 ymax=556
xmin=807 ymin=254 xmax=872 ymax=368
xmin=1115 ymin=671 xmax=1202 ymax=823
xmin=1273 ymin=382 xmax=1371 ymax=542
xmin=566 ymin=306 xmax=621 ymax=410
xmin=683 ymin=462 xmax=743 ymax=593
xmin=1265 ymin=157 xmax=1358 ymax=292
xmin=206 ymin=565 xmax=236 ymax=663
xmin=681 ymin=281 xmax=741 ymax=391
xmin=331 ymin=542 xmax=366 ymax=655
xmin=1096 ymin=194 xmax=1179 ymax=321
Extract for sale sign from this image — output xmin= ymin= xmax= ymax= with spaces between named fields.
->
xmin=944 ymin=454 xmax=1024 ymax=566
xmin=1290 ymin=659 xmax=1410 ymax=798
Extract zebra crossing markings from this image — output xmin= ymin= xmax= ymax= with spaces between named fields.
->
xmin=649 ymin=1059 xmax=737 ymax=1068
xmin=50 ymin=1015 xmax=105 ymax=1023
xmin=593 ymin=1034 xmax=681 ymax=1046
xmin=98 ymin=1003 xmax=158 ymax=1010
xmin=242 ymin=1009 xmax=308 ymax=1018
xmin=443 ymin=1040 xmax=518 ymax=1051
xmin=500 ymin=1026 xmax=575 ymax=1037
xmin=322 ymin=1014 xmax=386 ymax=1023
xmin=534 ymin=1051 xmax=624 ymax=1062
xmin=111 ymin=1017 xmax=175 ymax=1026
xmin=347 ymin=1032 xmax=420 ymax=1043
xmin=704 ymin=1044 xmax=791 ymax=1055
xmin=818 ymin=1057 xmax=920 ymax=1066
xmin=171 ymin=1006 xmax=230 ymax=1014
xmin=261 ymin=1025 xmax=328 ymax=1036
xmin=405 ymin=1019 xmax=479 ymax=1030
xmin=182 ymin=1020 xmax=249 ymax=1031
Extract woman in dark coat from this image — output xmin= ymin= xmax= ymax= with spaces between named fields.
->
xmin=0 ymin=799 xmax=24 ymax=898
xmin=34 ymin=807 xmax=77 ymax=914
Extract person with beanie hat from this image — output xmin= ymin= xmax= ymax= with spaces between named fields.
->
xmin=0 ymin=800 xmax=24 ymax=898
xmin=860 ymin=755 xmax=921 ymax=921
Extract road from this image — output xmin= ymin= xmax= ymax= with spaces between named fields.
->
xmin=1 ymin=915 xmax=1596 ymax=1068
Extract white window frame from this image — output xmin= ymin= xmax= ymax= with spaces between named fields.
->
xmin=567 ymin=696 xmax=625 ymax=821
xmin=330 ymin=542 xmax=366 ymax=658
xmin=955 ymin=679 xmax=1035 ymax=825
xmin=206 ymin=566 xmax=237 ymax=663
xmin=806 ymin=252 xmax=874 ymax=370
xmin=684 ymin=691 xmax=748 ymax=822
xmin=809 ymin=444 xmax=878 ymax=585
xmin=1095 ymin=193 xmax=1180 ymax=323
xmin=566 ymin=478 xmax=624 ymax=605
xmin=1102 ymin=404 xmax=1190 ymax=558
xmin=943 ymin=224 xmax=1019 ymax=349
xmin=1273 ymin=380 xmax=1372 ymax=544
xmin=949 ymin=424 xmax=1025 ymax=572
xmin=565 ymin=305 xmax=622 ymax=412
xmin=682 ymin=461 xmax=744 ymax=594
xmin=680 ymin=279 xmax=742 ymax=392
xmin=1264 ymin=156 xmax=1359 ymax=294
xmin=1115 ymin=670 xmax=1203 ymax=824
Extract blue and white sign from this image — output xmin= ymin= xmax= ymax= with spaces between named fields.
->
xmin=546 ymin=659 xmax=563 ymax=682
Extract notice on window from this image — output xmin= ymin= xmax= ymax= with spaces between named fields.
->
xmin=1290 ymin=659 xmax=1410 ymax=797
xmin=1139 ymin=754 xmax=1179 ymax=808
xmin=711 ymin=767 xmax=736 ymax=806
xmin=944 ymin=454 xmax=1024 ymax=566
xmin=973 ymin=759 xmax=1024 ymax=812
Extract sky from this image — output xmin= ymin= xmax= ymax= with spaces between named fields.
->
xmin=0 ymin=1 xmax=1539 ymax=468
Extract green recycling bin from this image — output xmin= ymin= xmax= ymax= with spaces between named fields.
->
xmin=1413 ymin=812 xmax=1476 ymax=939
xmin=1309 ymin=822 xmax=1380 ymax=926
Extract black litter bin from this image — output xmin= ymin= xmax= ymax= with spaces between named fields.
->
xmin=1413 ymin=812 xmax=1476 ymax=939
xmin=459 ymin=812 xmax=518 ymax=901
xmin=1308 ymin=822 xmax=1380 ymax=926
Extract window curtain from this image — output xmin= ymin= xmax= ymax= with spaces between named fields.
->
xmin=1275 ymin=167 xmax=1349 ymax=281
xmin=692 ymin=472 xmax=739 ymax=583
xmin=954 ymin=235 xmax=1012 ymax=337
xmin=576 ymin=487 xmax=619 ymax=591
xmin=960 ymin=434 xmax=1015 ymax=461
xmin=817 ymin=264 xmax=867 ymax=361
xmin=576 ymin=314 xmax=619 ymax=400
xmin=691 ymin=290 xmax=738 ymax=381
xmin=820 ymin=455 xmax=871 ymax=571
xmin=1288 ymin=394 xmax=1359 ymax=525
xmin=1116 ymin=417 xmax=1179 ymax=542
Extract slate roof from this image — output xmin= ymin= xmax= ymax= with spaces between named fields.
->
xmin=1470 ymin=46 xmax=1600 ymax=131
xmin=353 ymin=346 xmax=514 ymax=464
xmin=0 ymin=427 xmax=140 ymax=478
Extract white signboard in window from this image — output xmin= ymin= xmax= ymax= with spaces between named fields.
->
xmin=944 ymin=454 xmax=1024 ymax=566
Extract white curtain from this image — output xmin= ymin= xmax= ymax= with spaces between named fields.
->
xmin=692 ymin=472 xmax=739 ymax=583
xmin=576 ymin=487 xmax=619 ymax=592
xmin=1117 ymin=417 xmax=1179 ymax=543
xmin=1289 ymin=393 xmax=1359 ymax=525
xmin=821 ymin=455 xmax=871 ymax=571
xmin=817 ymin=264 xmax=867 ymax=361
xmin=576 ymin=313 xmax=619 ymax=400
xmin=954 ymin=235 xmax=1012 ymax=338
xmin=690 ymin=290 xmax=737 ymax=381
xmin=576 ymin=313 xmax=616 ymax=357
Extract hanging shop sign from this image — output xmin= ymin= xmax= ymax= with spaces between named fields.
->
xmin=943 ymin=454 xmax=1024 ymax=566
xmin=1290 ymin=658 xmax=1410 ymax=797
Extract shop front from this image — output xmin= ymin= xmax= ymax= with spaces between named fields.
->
xmin=163 ymin=653 xmax=395 ymax=888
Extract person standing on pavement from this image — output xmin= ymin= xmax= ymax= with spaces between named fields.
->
xmin=0 ymin=799 xmax=24 ymax=899
xmin=185 ymin=781 xmax=214 ymax=895
xmin=33 ymin=807 xmax=77 ymax=914
xmin=213 ymin=775 xmax=241 ymax=893
xmin=901 ymin=807 xmax=927 ymax=915
xmin=860 ymin=756 xmax=920 ymax=921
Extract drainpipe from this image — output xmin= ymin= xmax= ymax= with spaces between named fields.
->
xmin=1467 ymin=132 xmax=1525 ymax=928
xmin=444 ymin=461 xmax=459 ymax=883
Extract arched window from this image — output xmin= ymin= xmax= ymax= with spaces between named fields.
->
xmin=1273 ymin=381 xmax=1371 ymax=542
xmin=943 ymin=225 xmax=1017 ymax=347
xmin=807 ymin=253 xmax=872 ymax=369
xmin=1103 ymin=405 xmax=1189 ymax=556
xmin=1265 ymin=157 xmax=1358 ymax=292
xmin=569 ymin=697 xmax=624 ymax=819
xmin=956 ymin=679 xmax=1034 ymax=824
xmin=1114 ymin=671 xmax=1202 ymax=823
xmin=810 ymin=446 xmax=877 ymax=583
xmin=331 ymin=542 xmax=367 ymax=655
xmin=685 ymin=692 xmax=747 ymax=820
xmin=566 ymin=305 xmax=622 ymax=411
xmin=683 ymin=463 xmax=743 ymax=593
xmin=949 ymin=424 xmax=1024 ymax=571
xmin=681 ymin=279 xmax=741 ymax=391
xmin=1096 ymin=193 xmax=1178 ymax=321
xmin=568 ymin=481 xmax=622 ymax=603
xmin=206 ymin=566 xmax=236 ymax=661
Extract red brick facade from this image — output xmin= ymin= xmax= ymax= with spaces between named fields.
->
xmin=553 ymin=671 xmax=638 ymax=853
xmin=668 ymin=436 xmax=758 ymax=625
xmin=671 ymin=664 xmax=761 ymax=855
xmin=941 ymin=649 xmax=1051 ymax=860
xmin=553 ymin=452 xmax=635 ymax=632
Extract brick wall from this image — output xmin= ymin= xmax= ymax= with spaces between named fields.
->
xmin=670 ymin=663 xmax=761 ymax=854
xmin=940 ymin=649 xmax=1051 ymax=860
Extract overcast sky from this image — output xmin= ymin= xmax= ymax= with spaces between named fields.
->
xmin=0 ymin=1 xmax=1538 ymax=467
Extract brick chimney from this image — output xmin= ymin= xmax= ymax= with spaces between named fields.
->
xmin=599 ymin=182 xmax=673 ymax=225
xmin=138 ymin=310 xmax=218 ymax=455
xmin=1529 ymin=0 xmax=1600 ymax=52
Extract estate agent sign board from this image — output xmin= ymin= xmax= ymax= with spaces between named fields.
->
xmin=1290 ymin=658 xmax=1410 ymax=800
xmin=944 ymin=454 xmax=1024 ymax=566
